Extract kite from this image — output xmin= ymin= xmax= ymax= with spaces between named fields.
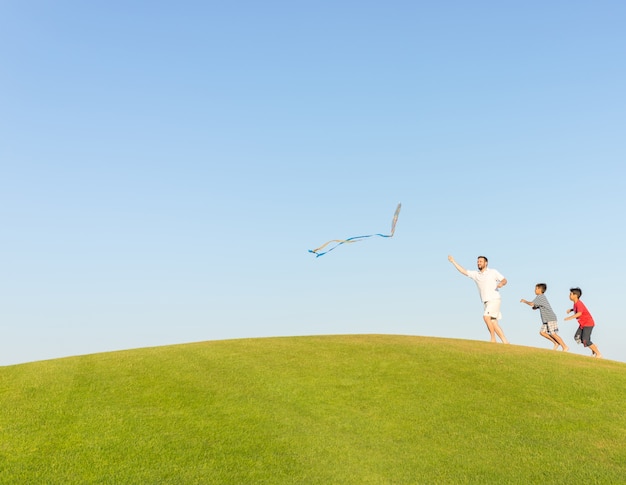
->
xmin=308 ymin=203 xmax=402 ymax=257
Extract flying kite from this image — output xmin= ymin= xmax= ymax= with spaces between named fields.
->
xmin=308 ymin=203 xmax=402 ymax=257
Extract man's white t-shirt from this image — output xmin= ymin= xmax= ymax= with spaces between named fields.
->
xmin=466 ymin=268 xmax=504 ymax=302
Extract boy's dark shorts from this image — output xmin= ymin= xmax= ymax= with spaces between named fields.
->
xmin=574 ymin=326 xmax=594 ymax=347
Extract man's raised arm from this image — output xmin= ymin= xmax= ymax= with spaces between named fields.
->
xmin=448 ymin=255 xmax=468 ymax=276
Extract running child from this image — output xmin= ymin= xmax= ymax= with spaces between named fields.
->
xmin=564 ymin=287 xmax=603 ymax=358
xmin=521 ymin=283 xmax=568 ymax=351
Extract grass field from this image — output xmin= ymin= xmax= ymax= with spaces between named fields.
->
xmin=1 ymin=335 xmax=625 ymax=484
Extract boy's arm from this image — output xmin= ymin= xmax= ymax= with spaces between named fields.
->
xmin=520 ymin=299 xmax=537 ymax=309
xmin=565 ymin=312 xmax=581 ymax=321
xmin=448 ymin=255 xmax=468 ymax=276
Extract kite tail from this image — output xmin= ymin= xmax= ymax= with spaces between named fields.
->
xmin=308 ymin=203 xmax=401 ymax=257
xmin=308 ymin=236 xmax=365 ymax=257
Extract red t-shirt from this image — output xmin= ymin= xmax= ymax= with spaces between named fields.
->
xmin=574 ymin=300 xmax=595 ymax=327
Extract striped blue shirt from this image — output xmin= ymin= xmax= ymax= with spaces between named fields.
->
xmin=532 ymin=293 xmax=557 ymax=323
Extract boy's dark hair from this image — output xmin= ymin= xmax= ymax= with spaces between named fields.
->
xmin=570 ymin=287 xmax=582 ymax=298
xmin=478 ymin=255 xmax=488 ymax=263
xmin=536 ymin=283 xmax=547 ymax=293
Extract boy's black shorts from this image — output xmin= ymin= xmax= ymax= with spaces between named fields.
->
xmin=574 ymin=326 xmax=594 ymax=347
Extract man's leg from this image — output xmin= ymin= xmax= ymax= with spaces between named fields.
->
xmin=484 ymin=315 xmax=509 ymax=344
xmin=483 ymin=315 xmax=497 ymax=342
xmin=492 ymin=318 xmax=509 ymax=344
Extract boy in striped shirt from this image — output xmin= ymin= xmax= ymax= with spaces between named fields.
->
xmin=521 ymin=283 xmax=569 ymax=352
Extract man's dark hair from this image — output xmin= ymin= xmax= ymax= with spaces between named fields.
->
xmin=536 ymin=283 xmax=547 ymax=293
xmin=570 ymin=287 xmax=582 ymax=298
xmin=477 ymin=256 xmax=488 ymax=263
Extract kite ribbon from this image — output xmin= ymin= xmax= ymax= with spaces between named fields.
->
xmin=308 ymin=203 xmax=401 ymax=257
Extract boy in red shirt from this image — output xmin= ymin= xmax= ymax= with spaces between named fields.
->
xmin=564 ymin=287 xmax=603 ymax=358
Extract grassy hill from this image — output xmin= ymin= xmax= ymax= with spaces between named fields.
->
xmin=1 ymin=335 xmax=625 ymax=484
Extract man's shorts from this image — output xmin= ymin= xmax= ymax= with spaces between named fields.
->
xmin=541 ymin=321 xmax=559 ymax=335
xmin=483 ymin=300 xmax=502 ymax=320
xmin=574 ymin=326 xmax=594 ymax=347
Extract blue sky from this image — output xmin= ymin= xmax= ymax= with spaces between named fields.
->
xmin=2 ymin=1 xmax=625 ymax=365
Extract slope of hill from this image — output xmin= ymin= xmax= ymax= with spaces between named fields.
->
xmin=1 ymin=335 xmax=625 ymax=484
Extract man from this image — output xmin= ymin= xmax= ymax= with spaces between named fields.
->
xmin=448 ymin=255 xmax=510 ymax=344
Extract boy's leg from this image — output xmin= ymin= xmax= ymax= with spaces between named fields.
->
xmin=588 ymin=344 xmax=602 ymax=358
xmin=540 ymin=329 xmax=559 ymax=349
xmin=550 ymin=332 xmax=569 ymax=352
xmin=574 ymin=327 xmax=583 ymax=345
xmin=581 ymin=327 xmax=601 ymax=357
xmin=546 ymin=322 xmax=569 ymax=351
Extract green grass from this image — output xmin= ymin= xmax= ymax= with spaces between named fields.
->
xmin=1 ymin=335 xmax=625 ymax=484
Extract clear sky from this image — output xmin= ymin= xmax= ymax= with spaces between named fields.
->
xmin=2 ymin=1 xmax=625 ymax=365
